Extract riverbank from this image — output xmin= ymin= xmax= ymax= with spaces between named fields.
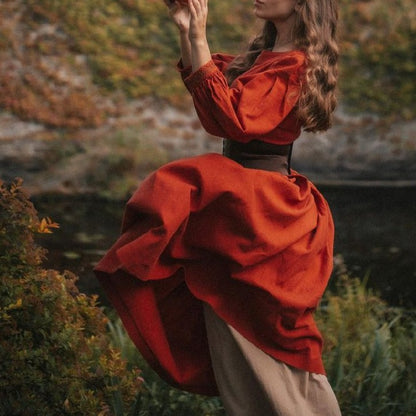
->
xmin=1 ymin=98 xmax=416 ymax=198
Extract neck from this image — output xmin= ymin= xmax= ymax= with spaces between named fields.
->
xmin=271 ymin=14 xmax=296 ymax=52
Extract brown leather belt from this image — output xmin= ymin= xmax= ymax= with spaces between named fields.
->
xmin=223 ymin=139 xmax=292 ymax=175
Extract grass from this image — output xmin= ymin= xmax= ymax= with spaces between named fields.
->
xmin=105 ymin=260 xmax=416 ymax=415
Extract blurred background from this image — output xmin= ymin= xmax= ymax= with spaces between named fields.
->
xmin=0 ymin=0 xmax=415 ymax=306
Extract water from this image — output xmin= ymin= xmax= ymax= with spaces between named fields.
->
xmin=323 ymin=185 xmax=416 ymax=308
xmin=34 ymin=184 xmax=416 ymax=308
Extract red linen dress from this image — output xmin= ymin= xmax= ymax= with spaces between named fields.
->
xmin=94 ymin=50 xmax=334 ymax=397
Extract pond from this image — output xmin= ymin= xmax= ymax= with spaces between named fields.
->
xmin=34 ymin=184 xmax=416 ymax=308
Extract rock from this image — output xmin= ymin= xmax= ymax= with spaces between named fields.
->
xmin=294 ymin=107 xmax=416 ymax=183
xmin=1 ymin=99 xmax=416 ymax=196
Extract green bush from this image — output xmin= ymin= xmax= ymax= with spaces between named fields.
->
xmin=0 ymin=179 xmax=142 ymax=415
xmin=316 ymin=259 xmax=416 ymax=416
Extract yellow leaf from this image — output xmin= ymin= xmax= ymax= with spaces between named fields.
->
xmin=37 ymin=217 xmax=60 ymax=234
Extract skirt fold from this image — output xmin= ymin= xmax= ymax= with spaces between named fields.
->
xmin=94 ymin=153 xmax=334 ymax=395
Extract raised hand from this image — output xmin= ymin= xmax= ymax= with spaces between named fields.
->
xmin=188 ymin=0 xmax=208 ymax=41
xmin=164 ymin=0 xmax=190 ymax=33
xmin=164 ymin=0 xmax=210 ymax=71
xmin=188 ymin=0 xmax=210 ymax=71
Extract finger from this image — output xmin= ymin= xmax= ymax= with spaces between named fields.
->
xmin=189 ymin=0 xmax=198 ymax=17
xmin=193 ymin=0 xmax=206 ymax=16
xmin=188 ymin=0 xmax=194 ymax=13
xmin=190 ymin=0 xmax=201 ymax=13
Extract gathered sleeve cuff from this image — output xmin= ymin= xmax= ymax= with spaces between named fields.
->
xmin=184 ymin=60 xmax=219 ymax=92
xmin=177 ymin=53 xmax=235 ymax=91
xmin=177 ymin=59 xmax=193 ymax=81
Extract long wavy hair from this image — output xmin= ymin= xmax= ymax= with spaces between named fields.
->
xmin=226 ymin=0 xmax=339 ymax=132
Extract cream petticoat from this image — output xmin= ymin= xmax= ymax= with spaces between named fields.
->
xmin=204 ymin=304 xmax=342 ymax=416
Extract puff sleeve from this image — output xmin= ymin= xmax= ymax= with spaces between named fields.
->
xmin=181 ymin=51 xmax=306 ymax=143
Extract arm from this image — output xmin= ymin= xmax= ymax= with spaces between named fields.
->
xmin=188 ymin=0 xmax=211 ymax=72
xmin=183 ymin=56 xmax=305 ymax=142
xmin=170 ymin=1 xmax=303 ymax=142
xmin=165 ymin=0 xmax=211 ymax=70
xmin=179 ymin=31 xmax=192 ymax=68
xmin=164 ymin=0 xmax=192 ymax=67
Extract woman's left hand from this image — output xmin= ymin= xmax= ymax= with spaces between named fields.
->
xmin=188 ymin=0 xmax=208 ymax=42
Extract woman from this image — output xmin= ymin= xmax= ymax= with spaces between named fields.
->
xmin=95 ymin=0 xmax=342 ymax=414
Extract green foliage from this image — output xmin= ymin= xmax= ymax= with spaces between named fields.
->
xmin=339 ymin=0 xmax=416 ymax=119
xmin=105 ymin=259 xmax=416 ymax=416
xmin=24 ymin=0 xmax=185 ymax=101
xmin=1 ymin=0 xmax=414 ymax=125
xmin=0 ymin=179 xmax=142 ymax=415
xmin=22 ymin=0 xmax=251 ymax=104
xmin=2 ymin=179 xmax=416 ymax=415
xmin=90 ymin=127 xmax=168 ymax=199
xmin=107 ymin=316 xmax=225 ymax=416
xmin=316 ymin=261 xmax=416 ymax=415
xmin=0 ymin=1 xmax=107 ymax=128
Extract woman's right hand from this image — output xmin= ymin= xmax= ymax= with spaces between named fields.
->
xmin=164 ymin=0 xmax=190 ymax=33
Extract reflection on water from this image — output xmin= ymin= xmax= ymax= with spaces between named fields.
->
xmin=34 ymin=185 xmax=416 ymax=308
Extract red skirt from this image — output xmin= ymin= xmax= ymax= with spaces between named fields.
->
xmin=94 ymin=153 xmax=334 ymax=396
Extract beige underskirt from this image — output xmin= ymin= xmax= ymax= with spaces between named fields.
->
xmin=203 ymin=304 xmax=342 ymax=416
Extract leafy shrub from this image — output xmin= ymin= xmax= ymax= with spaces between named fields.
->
xmin=0 ymin=1 xmax=106 ymax=128
xmin=0 ymin=179 xmax=142 ymax=415
xmin=316 ymin=258 xmax=416 ymax=416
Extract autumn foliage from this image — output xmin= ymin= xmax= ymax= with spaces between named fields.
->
xmin=0 ymin=0 xmax=415 ymax=128
xmin=0 ymin=179 xmax=142 ymax=415
xmin=339 ymin=0 xmax=416 ymax=119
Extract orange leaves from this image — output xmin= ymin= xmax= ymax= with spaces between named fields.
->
xmin=0 ymin=68 xmax=105 ymax=127
xmin=37 ymin=217 xmax=60 ymax=234
xmin=0 ymin=0 xmax=108 ymax=128
xmin=1 ymin=179 xmax=143 ymax=413
xmin=1 ymin=0 xmax=415 ymax=124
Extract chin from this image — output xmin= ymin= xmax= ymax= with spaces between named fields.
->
xmin=253 ymin=8 xmax=265 ymax=19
